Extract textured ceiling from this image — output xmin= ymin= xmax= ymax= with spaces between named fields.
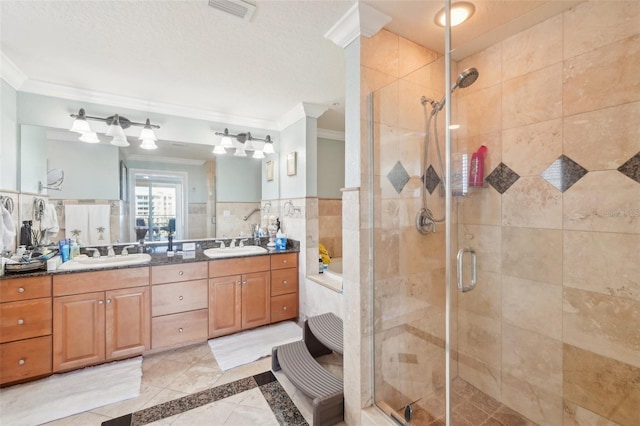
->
xmin=1 ymin=1 xmax=580 ymax=134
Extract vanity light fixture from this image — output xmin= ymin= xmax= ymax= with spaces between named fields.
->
xmin=69 ymin=108 xmax=160 ymax=148
xmin=213 ymin=128 xmax=275 ymax=158
xmin=434 ymin=1 xmax=475 ymax=27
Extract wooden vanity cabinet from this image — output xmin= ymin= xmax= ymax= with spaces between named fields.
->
xmin=208 ymin=256 xmax=271 ymax=338
xmin=52 ymin=268 xmax=150 ymax=372
xmin=150 ymin=263 xmax=208 ymax=350
xmin=0 ymin=275 xmax=52 ymax=385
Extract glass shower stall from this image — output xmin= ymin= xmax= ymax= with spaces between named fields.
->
xmin=369 ymin=1 xmax=640 ymax=425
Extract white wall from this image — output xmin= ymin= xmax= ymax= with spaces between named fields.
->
xmin=19 ymin=124 xmax=47 ymax=194
xmin=1 ymin=79 xmax=18 ymax=191
xmin=317 ymin=137 xmax=345 ymax=198
xmin=47 ymin=139 xmax=119 ymax=199
xmin=279 ymin=117 xmax=308 ymax=199
xmin=216 ymin=156 xmax=261 ymax=202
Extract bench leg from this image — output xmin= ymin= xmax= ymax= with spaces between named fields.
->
xmin=304 ymin=320 xmax=333 ymax=358
xmin=271 ymin=346 xmax=282 ymax=371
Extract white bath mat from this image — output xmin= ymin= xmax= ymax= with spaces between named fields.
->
xmin=0 ymin=356 xmax=142 ymax=426
xmin=209 ymin=321 xmax=302 ymax=371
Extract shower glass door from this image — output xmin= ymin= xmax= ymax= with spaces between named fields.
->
xmin=371 ymin=1 xmax=640 ymax=425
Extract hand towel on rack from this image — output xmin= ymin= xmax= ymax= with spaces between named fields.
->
xmin=88 ymin=205 xmax=111 ymax=245
xmin=64 ymin=205 xmax=89 ymax=245
xmin=40 ymin=204 xmax=60 ymax=244
xmin=1 ymin=205 xmax=17 ymax=253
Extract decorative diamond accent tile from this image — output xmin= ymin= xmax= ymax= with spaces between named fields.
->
xmin=387 ymin=161 xmax=410 ymax=194
xmin=486 ymin=163 xmax=520 ymax=194
xmin=540 ymin=155 xmax=588 ymax=192
xmin=618 ymin=151 xmax=640 ymax=184
xmin=421 ymin=165 xmax=441 ymax=194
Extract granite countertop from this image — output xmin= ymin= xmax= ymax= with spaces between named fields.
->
xmin=1 ymin=238 xmax=300 ymax=279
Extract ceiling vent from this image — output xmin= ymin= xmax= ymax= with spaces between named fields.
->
xmin=208 ymin=0 xmax=256 ymax=21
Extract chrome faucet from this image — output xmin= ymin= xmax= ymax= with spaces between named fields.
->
xmin=230 ymin=238 xmax=236 ymax=248
xmin=85 ymin=248 xmax=100 ymax=258
xmin=121 ymin=245 xmax=136 ymax=256
xmin=107 ymin=245 xmax=115 ymax=257
xmin=215 ymin=239 xmax=226 ymax=248
xmin=239 ymin=239 xmax=248 ymax=247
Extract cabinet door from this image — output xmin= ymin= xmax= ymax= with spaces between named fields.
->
xmin=209 ymin=275 xmax=241 ymax=338
xmin=241 ymin=271 xmax=270 ymax=330
xmin=106 ymin=286 xmax=150 ymax=360
xmin=53 ymin=292 xmax=105 ymax=372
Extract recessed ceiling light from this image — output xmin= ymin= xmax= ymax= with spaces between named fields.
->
xmin=434 ymin=2 xmax=475 ymax=27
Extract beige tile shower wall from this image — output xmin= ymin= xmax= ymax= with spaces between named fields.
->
xmin=456 ymin=2 xmax=640 ymax=425
xmin=318 ymin=198 xmax=342 ymax=259
xmin=362 ymin=28 xmax=456 ymax=412
xmin=215 ymin=202 xmax=260 ymax=239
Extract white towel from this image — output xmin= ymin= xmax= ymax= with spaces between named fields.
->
xmin=88 ymin=205 xmax=111 ymax=245
xmin=65 ymin=205 xmax=89 ymax=245
xmin=1 ymin=205 xmax=16 ymax=253
xmin=40 ymin=204 xmax=59 ymax=244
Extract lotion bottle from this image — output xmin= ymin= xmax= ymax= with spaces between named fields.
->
xmin=469 ymin=145 xmax=488 ymax=187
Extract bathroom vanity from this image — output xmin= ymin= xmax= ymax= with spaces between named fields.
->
xmin=0 ymin=243 xmax=299 ymax=386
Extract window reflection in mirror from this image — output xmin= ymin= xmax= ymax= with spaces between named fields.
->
xmin=133 ymin=172 xmax=184 ymax=242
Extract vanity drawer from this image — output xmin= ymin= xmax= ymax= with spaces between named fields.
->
xmin=271 ymin=268 xmax=298 ymax=296
xmin=270 ymin=293 xmax=298 ymax=323
xmin=0 ymin=298 xmax=52 ymax=343
xmin=152 ymin=280 xmax=208 ymax=317
xmin=209 ymin=256 xmax=270 ymax=277
xmin=0 ymin=335 xmax=52 ymax=385
xmin=270 ymin=253 xmax=297 ymax=270
xmin=1 ymin=276 xmax=51 ymax=303
xmin=53 ymin=268 xmax=149 ymax=296
xmin=151 ymin=263 xmax=208 ymax=285
xmin=152 ymin=309 xmax=208 ymax=349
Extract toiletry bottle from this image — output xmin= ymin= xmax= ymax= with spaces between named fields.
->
xmin=20 ymin=221 xmax=33 ymax=247
xmin=319 ymin=257 xmax=324 ymax=274
xmin=61 ymin=241 xmax=70 ymax=262
xmin=469 ymin=145 xmax=488 ymax=187
xmin=167 ymin=233 xmax=174 ymax=252
xmin=70 ymin=240 xmax=79 ymax=258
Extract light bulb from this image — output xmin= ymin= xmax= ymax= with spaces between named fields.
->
xmin=253 ymin=150 xmax=265 ymax=159
xmin=221 ymin=136 xmax=233 ymax=148
xmin=213 ymin=145 xmax=227 ymax=155
xmin=263 ymin=142 xmax=275 ymax=154
xmin=234 ymin=148 xmax=247 ymax=157
xmin=79 ymin=132 xmax=100 ymax=143
xmin=140 ymin=138 xmax=158 ymax=150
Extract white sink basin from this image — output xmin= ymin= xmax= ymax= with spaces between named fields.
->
xmin=203 ymin=246 xmax=268 ymax=259
xmin=57 ymin=253 xmax=152 ymax=271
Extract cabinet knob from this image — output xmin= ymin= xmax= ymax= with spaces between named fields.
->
xmin=18 ymin=359 xmax=25 ymax=366
xmin=179 ymin=271 xmax=184 ymax=276
xmin=242 ymin=281 xmax=247 ymax=285
xmin=178 ymin=328 xmax=184 ymax=333
xmin=283 ymin=280 xmax=288 ymax=285
xmin=99 ymin=300 xmax=104 ymax=305
xmin=106 ymin=299 xmax=112 ymax=304
xmin=283 ymin=259 xmax=288 ymax=264
xmin=283 ymin=306 xmax=287 ymax=310
xmin=17 ymin=319 xmax=24 ymax=325
xmin=179 ymin=296 xmax=184 ymax=301
xmin=237 ymin=280 xmax=242 ymax=285
xmin=17 ymin=287 xmax=25 ymax=293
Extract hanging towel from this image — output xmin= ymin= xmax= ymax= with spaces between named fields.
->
xmin=88 ymin=205 xmax=111 ymax=245
xmin=1 ymin=205 xmax=17 ymax=253
xmin=64 ymin=205 xmax=89 ymax=245
xmin=40 ymin=204 xmax=60 ymax=245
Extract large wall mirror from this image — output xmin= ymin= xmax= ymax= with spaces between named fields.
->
xmin=19 ymin=124 xmax=276 ymax=245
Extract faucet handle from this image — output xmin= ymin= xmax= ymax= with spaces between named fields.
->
xmin=121 ymin=245 xmax=136 ymax=256
xmin=239 ymin=239 xmax=248 ymax=248
xmin=216 ymin=240 xmax=226 ymax=248
xmin=86 ymin=248 xmax=100 ymax=258
xmin=230 ymin=239 xmax=236 ymax=248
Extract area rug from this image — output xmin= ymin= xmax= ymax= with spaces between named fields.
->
xmin=209 ymin=321 xmax=302 ymax=371
xmin=0 ymin=356 xmax=142 ymax=426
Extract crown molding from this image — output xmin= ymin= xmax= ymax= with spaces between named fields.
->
xmin=277 ymin=102 xmax=328 ymax=130
xmin=317 ymin=129 xmax=345 ymax=141
xmin=18 ymin=78 xmax=281 ymax=131
xmin=125 ymin=154 xmax=206 ymax=166
xmin=1 ymin=52 xmax=28 ymax=90
xmin=324 ymin=2 xmax=391 ymax=48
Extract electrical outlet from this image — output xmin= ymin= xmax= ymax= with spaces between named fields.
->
xmin=223 ymin=210 xmax=231 ymax=217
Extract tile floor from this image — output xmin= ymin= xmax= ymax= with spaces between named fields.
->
xmin=42 ymin=342 xmax=345 ymax=426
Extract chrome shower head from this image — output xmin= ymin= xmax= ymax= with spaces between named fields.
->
xmin=432 ymin=67 xmax=480 ymax=113
xmin=454 ymin=67 xmax=479 ymax=90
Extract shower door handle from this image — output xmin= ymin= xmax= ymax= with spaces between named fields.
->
xmin=457 ymin=248 xmax=477 ymax=292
